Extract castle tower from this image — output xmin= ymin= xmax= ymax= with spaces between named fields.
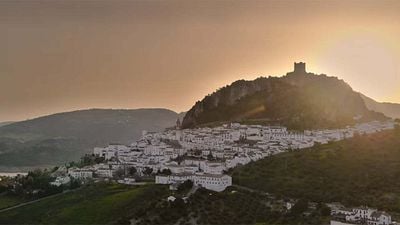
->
xmin=294 ymin=62 xmax=306 ymax=73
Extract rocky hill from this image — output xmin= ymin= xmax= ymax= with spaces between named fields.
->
xmin=0 ymin=108 xmax=181 ymax=170
xmin=182 ymin=63 xmax=386 ymax=129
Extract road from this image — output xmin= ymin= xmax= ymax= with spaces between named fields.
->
xmin=232 ymin=184 xmax=271 ymax=195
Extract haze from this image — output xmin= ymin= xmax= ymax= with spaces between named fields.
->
xmin=1 ymin=0 xmax=400 ymax=122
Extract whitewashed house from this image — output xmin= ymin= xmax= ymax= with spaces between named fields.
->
xmin=68 ymin=168 xmax=93 ymax=179
xmin=50 ymin=176 xmax=71 ymax=186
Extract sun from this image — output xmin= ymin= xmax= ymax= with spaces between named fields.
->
xmin=314 ymin=32 xmax=399 ymax=102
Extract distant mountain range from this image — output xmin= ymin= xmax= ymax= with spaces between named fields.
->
xmin=0 ymin=108 xmax=184 ymax=171
xmin=182 ymin=63 xmax=388 ymax=129
xmin=360 ymin=94 xmax=400 ymax=119
xmin=0 ymin=122 xmax=14 ymax=127
xmin=2 ymin=63 xmax=400 ymax=171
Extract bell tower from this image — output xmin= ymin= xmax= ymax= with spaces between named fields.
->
xmin=176 ymin=118 xmax=181 ymax=129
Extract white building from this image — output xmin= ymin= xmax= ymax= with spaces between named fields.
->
xmin=68 ymin=168 xmax=93 ymax=179
xmin=204 ymin=162 xmax=225 ymax=174
xmin=368 ymin=211 xmax=392 ymax=225
xmin=331 ymin=206 xmax=393 ymax=225
xmin=117 ymin=178 xmax=136 ymax=185
xmin=95 ymin=168 xmax=113 ymax=178
xmin=155 ymin=173 xmax=232 ymax=192
xmin=50 ymin=176 xmax=71 ymax=186
xmin=193 ymin=174 xmax=232 ymax=192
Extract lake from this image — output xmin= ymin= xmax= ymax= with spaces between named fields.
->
xmin=0 ymin=172 xmax=28 ymax=177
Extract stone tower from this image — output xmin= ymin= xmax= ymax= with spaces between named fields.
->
xmin=294 ymin=62 xmax=306 ymax=73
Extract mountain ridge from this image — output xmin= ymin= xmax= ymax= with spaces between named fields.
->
xmin=360 ymin=94 xmax=400 ymax=119
xmin=0 ymin=122 xmax=15 ymax=127
xmin=0 ymin=108 xmax=183 ymax=170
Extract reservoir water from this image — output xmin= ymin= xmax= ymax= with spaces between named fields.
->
xmin=0 ymin=172 xmax=28 ymax=177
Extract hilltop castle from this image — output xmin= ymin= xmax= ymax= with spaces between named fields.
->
xmin=294 ymin=62 xmax=306 ymax=73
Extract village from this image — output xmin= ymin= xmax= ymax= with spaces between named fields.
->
xmin=48 ymin=119 xmax=396 ymax=225
xmin=60 ymin=119 xmax=393 ymax=189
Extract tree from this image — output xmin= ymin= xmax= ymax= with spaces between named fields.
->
xmin=129 ymin=167 xmax=137 ymax=176
xmin=178 ymin=180 xmax=193 ymax=193
xmin=69 ymin=178 xmax=81 ymax=189
xmin=207 ymin=152 xmax=214 ymax=161
xmin=143 ymin=167 xmax=153 ymax=176
xmin=115 ymin=168 xmax=125 ymax=179
xmin=94 ymin=156 xmax=105 ymax=164
xmin=159 ymin=169 xmax=172 ymax=175
xmin=290 ymin=199 xmax=308 ymax=216
xmin=170 ymin=197 xmax=185 ymax=209
xmin=317 ymin=203 xmax=331 ymax=216
xmin=194 ymin=150 xmax=202 ymax=156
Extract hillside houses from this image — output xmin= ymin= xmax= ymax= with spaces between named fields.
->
xmin=330 ymin=205 xmax=393 ymax=225
xmin=86 ymin=120 xmax=395 ymax=192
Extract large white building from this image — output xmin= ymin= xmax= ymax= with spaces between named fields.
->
xmin=155 ymin=173 xmax=232 ymax=192
xmin=68 ymin=168 xmax=93 ymax=179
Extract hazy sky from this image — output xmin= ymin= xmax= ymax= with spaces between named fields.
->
xmin=1 ymin=0 xmax=400 ymax=121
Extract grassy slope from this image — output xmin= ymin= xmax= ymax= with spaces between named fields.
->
xmin=0 ymin=195 xmax=25 ymax=210
xmin=232 ymin=129 xmax=400 ymax=212
xmin=0 ymin=183 xmax=169 ymax=225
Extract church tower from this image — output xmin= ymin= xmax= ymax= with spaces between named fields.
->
xmin=176 ymin=118 xmax=181 ymax=129
xmin=294 ymin=62 xmax=306 ymax=73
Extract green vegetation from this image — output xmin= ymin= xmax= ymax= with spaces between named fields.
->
xmin=177 ymin=180 xmax=193 ymax=193
xmin=232 ymin=129 xmax=400 ymax=212
xmin=0 ymin=195 xmax=25 ymax=210
xmin=0 ymin=183 xmax=169 ymax=225
xmin=136 ymin=187 xmax=330 ymax=225
xmin=0 ymin=169 xmax=78 ymax=210
xmin=68 ymin=154 xmax=105 ymax=168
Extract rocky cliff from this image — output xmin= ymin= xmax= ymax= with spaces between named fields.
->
xmin=182 ymin=64 xmax=386 ymax=129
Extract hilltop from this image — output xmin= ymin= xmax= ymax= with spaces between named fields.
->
xmin=0 ymin=108 xmax=182 ymax=170
xmin=182 ymin=63 xmax=386 ymax=129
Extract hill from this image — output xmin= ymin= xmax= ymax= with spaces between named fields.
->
xmin=0 ymin=108 xmax=181 ymax=171
xmin=0 ymin=183 xmax=169 ymax=225
xmin=182 ymin=63 xmax=386 ymax=129
xmin=231 ymin=127 xmax=400 ymax=213
xmin=0 ymin=122 xmax=14 ymax=127
xmin=361 ymin=94 xmax=400 ymax=119
xmin=0 ymin=183 xmax=330 ymax=225
xmin=133 ymin=187 xmax=331 ymax=225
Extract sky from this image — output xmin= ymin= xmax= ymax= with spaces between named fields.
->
xmin=1 ymin=0 xmax=400 ymax=122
